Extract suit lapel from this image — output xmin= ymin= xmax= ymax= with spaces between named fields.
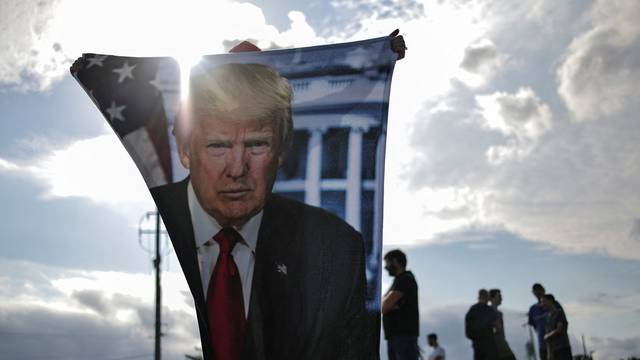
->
xmin=252 ymin=195 xmax=304 ymax=357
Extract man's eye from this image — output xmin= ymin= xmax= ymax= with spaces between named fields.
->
xmin=248 ymin=141 xmax=269 ymax=147
xmin=206 ymin=143 xmax=229 ymax=155
xmin=247 ymin=141 xmax=270 ymax=154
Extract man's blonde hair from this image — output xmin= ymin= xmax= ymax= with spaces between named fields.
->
xmin=176 ymin=63 xmax=293 ymax=154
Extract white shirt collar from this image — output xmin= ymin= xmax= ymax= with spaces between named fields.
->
xmin=187 ymin=180 xmax=261 ymax=252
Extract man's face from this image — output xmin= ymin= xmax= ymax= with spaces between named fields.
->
xmin=540 ymin=297 xmax=552 ymax=310
xmin=179 ymin=117 xmax=282 ymax=227
xmin=427 ymin=337 xmax=436 ymax=347
xmin=533 ymin=287 xmax=545 ymax=300
xmin=492 ymin=292 xmax=502 ymax=306
xmin=384 ymin=259 xmax=400 ymax=277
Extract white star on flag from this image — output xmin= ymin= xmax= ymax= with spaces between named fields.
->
xmin=112 ymin=61 xmax=136 ymax=83
xmin=86 ymin=55 xmax=108 ymax=68
xmin=106 ymin=101 xmax=126 ymax=122
xmin=149 ymin=72 xmax=164 ymax=93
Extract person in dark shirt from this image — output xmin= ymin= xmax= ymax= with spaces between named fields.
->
xmin=489 ymin=289 xmax=516 ymax=360
xmin=465 ymin=289 xmax=499 ymax=360
xmin=542 ymin=294 xmax=572 ymax=360
xmin=528 ymin=283 xmax=549 ymax=360
xmin=382 ymin=249 xmax=420 ymax=360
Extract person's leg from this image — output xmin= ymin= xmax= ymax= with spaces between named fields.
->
xmin=551 ymin=347 xmax=572 ymax=360
xmin=539 ymin=347 xmax=547 ymax=360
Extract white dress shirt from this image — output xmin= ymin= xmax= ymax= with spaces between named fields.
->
xmin=187 ymin=181 xmax=261 ymax=317
xmin=428 ymin=346 xmax=445 ymax=360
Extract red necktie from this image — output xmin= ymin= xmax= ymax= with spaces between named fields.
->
xmin=208 ymin=227 xmax=246 ymax=360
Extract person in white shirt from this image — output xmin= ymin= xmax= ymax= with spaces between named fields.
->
xmin=427 ymin=333 xmax=445 ymax=360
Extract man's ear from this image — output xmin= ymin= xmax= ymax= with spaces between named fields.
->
xmin=277 ymin=151 xmax=286 ymax=167
xmin=178 ymin=140 xmax=191 ymax=170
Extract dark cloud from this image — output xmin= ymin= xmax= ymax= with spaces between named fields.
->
xmin=0 ymin=260 xmax=199 ymax=360
xmin=0 ymin=302 xmax=198 ymax=360
xmin=557 ymin=0 xmax=640 ymax=121
xmin=494 ymin=90 xmax=547 ymax=128
xmin=460 ymin=41 xmax=498 ymax=73
xmin=407 ymin=82 xmax=505 ymax=190
xmin=320 ymin=0 xmax=425 ymax=38
xmin=0 ymin=168 xmax=151 ymax=272
xmin=0 ymin=76 xmax=107 ymax=161
xmin=72 ymin=289 xmax=111 ymax=316
xmin=405 ymin=4 xmax=640 ymax=255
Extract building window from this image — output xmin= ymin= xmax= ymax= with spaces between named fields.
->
xmin=360 ymin=190 xmax=375 ymax=257
xmin=277 ymin=130 xmax=309 ymax=180
xmin=321 ymin=191 xmax=346 ymax=220
xmin=321 ymin=128 xmax=349 ymax=179
xmin=292 ymin=81 xmax=309 ymax=92
xmin=328 ymin=78 xmax=354 ymax=89
xmin=362 ymin=127 xmax=381 ymax=180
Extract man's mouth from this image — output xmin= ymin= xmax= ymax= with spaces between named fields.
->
xmin=220 ymin=188 xmax=251 ymax=199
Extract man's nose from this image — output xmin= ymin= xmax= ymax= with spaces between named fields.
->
xmin=226 ymin=145 xmax=248 ymax=179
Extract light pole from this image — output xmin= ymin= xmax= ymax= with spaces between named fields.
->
xmin=139 ymin=210 xmax=168 ymax=360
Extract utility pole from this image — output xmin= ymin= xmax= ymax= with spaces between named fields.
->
xmin=139 ymin=211 xmax=167 ymax=360
xmin=154 ymin=211 xmax=162 ymax=360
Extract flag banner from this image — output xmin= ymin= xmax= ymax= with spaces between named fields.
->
xmin=72 ymin=36 xmax=397 ymax=359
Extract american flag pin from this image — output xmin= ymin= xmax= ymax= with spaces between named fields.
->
xmin=276 ymin=263 xmax=287 ymax=275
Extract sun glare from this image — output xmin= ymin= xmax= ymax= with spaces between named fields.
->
xmin=175 ymin=54 xmax=203 ymax=102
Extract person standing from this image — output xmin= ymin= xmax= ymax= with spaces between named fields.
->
xmin=489 ymin=289 xmax=516 ymax=360
xmin=465 ymin=289 xmax=499 ymax=360
xmin=528 ymin=283 xmax=549 ymax=360
xmin=542 ymin=294 xmax=572 ymax=360
xmin=427 ymin=333 xmax=446 ymax=360
xmin=382 ymin=249 xmax=420 ymax=360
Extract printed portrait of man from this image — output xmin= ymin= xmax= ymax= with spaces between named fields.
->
xmin=149 ymin=62 xmax=367 ymax=360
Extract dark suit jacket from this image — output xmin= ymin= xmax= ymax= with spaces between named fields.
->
xmin=150 ymin=178 xmax=367 ymax=360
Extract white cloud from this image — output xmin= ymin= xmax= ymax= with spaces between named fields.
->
xmin=557 ymin=0 xmax=640 ymax=121
xmin=565 ymin=293 xmax=640 ymax=320
xmin=0 ymin=133 xmax=154 ymax=223
xmin=0 ymin=157 xmax=21 ymax=171
xmin=0 ymin=0 xmax=68 ymax=91
xmin=458 ymin=39 xmax=508 ymax=87
xmin=476 ymin=87 xmax=552 ymax=164
xmin=274 ymin=11 xmax=325 ymax=48
xmin=371 ymin=0 xmax=640 ymax=261
xmin=0 ymin=259 xmax=199 ymax=359
xmin=0 ymin=0 xmax=329 ymax=91
xmin=1 ymin=0 xmax=494 ymax=249
xmin=587 ymin=335 xmax=640 ymax=359
xmin=32 ymin=133 xmax=153 ymax=206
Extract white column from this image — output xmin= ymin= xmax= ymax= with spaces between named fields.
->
xmin=305 ymin=128 xmax=324 ymax=207
xmin=345 ymin=126 xmax=364 ymax=230
xmin=372 ymin=131 xmax=385 ymax=264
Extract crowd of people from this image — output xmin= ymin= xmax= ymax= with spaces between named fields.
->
xmin=382 ymin=249 xmax=573 ymax=360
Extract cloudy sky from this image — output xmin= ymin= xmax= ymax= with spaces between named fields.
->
xmin=1 ymin=0 xmax=639 ymax=359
